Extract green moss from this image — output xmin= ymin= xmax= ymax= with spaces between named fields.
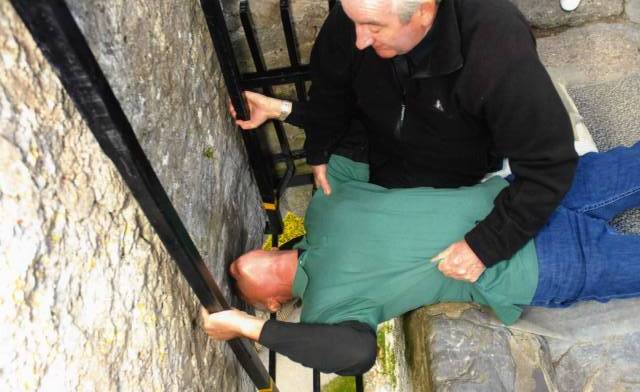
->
xmin=202 ymin=146 xmax=215 ymax=160
xmin=377 ymin=322 xmax=397 ymax=388
xmin=321 ymin=376 xmax=356 ymax=392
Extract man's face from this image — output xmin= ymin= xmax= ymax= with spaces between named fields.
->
xmin=341 ymin=0 xmax=437 ymax=58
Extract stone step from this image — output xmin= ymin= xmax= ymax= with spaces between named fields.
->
xmin=510 ymin=0 xmax=624 ymax=29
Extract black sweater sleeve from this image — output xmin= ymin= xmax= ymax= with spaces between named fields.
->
xmin=461 ymin=7 xmax=578 ymax=267
xmin=286 ymin=4 xmax=359 ymax=165
xmin=258 ymin=319 xmax=377 ymax=376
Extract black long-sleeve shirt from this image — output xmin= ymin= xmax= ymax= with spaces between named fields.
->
xmin=258 ymin=319 xmax=377 ymax=376
xmin=287 ymin=0 xmax=578 ymax=267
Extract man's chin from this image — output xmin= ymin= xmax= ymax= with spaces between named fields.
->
xmin=373 ymin=47 xmax=397 ymax=59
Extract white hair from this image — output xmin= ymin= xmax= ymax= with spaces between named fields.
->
xmin=340 ymin=0 xmax=441 ymax=24
xmin=394 ymin=0 xmax=442 ymax=22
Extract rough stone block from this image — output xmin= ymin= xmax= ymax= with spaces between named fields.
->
xmin=537 ymin=23 xmax=640 ymax=87
xmin=1 ymin=0 xmax=262 ymax=390
xmin=404 ymin=304 xmax=556 ymax=392
xmin=628 ymin=0 xmax=640 ymax=23
xmin=510 ymin=0 xmax=624 ymax=29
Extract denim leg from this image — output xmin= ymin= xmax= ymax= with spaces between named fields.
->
xmin=531 ymin=207 xmax=585 ymax=307
xmin=533 ymin=207 xmax=640 ymax=306
xmin=575 ymin=224 xmax=640 ymax=303
xmin=561 ymin=141 xmax=640 ymax=221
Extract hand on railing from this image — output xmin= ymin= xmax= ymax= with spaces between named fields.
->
xmin=229 ymin=91 xmax=288 ymax=130
xmin=201 ymin=307 xmax=267 ymax=341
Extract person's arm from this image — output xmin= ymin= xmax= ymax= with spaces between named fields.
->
xmin=462 ymin=12 xmax=578 ymax=268
xmin=259 ymin=319 xmax=377 ymax=376
xmin=201 ymin=308 xmax=377 ymax=376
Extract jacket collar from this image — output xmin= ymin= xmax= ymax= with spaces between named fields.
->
xmin=406 ymin=0 xmax=463 ymax=78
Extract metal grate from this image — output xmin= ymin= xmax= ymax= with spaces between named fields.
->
xmin=199 ymin=1 xmax=366 ymax=391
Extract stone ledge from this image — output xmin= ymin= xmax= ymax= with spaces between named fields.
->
xmin=510 ymin=0 xmax=624 ymax=29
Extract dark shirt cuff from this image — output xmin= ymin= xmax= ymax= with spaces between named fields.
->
xmin=285 ymin=101 xmax=306 ymax=129
xmin=305 ymin=149 xmax=330 ymax=165
xmin=464 ymin=225 xmax=504 ymax=268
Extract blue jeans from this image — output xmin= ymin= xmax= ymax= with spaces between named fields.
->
xmin=531 ymin=141 xmax=640 ymax=307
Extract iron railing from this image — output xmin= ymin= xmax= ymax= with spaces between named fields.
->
xmin=200 ymin=1 xmax=365 ymax=390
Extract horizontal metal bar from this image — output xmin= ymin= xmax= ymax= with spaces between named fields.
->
xmin=241 ymin=66 xmax=310 ymax=89
xmin=285 ymin=174 xmax=314 ymax=187
xmin=9 ymin=1 xmax=277 ymax=391
xmin=273 ymin=149 xmax=307 ymax=163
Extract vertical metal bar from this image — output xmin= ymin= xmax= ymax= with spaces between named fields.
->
xmin=356 ymin=375 xmax=364 ymax=392
xmin=8 ymin=1 xmax=278 ymax=391
xmin=199 ymin=0 xmax=249 ymax=120
xmin=328 ymin=0 xmax=337 ymax=10
xmin=313 ymin=370 xmax=321 ymax=392
xmin=279 ymin=0 xmax=307 ymax=102
xmin=200 ymin=0 xmax=283 ymax=237
xmin=240 ymin=0 xmax=295 ymax=200
xmin=268 ymin=313 xmax=277 ymax=381
xmin=268 ymin=231 xmax=279 ymax=381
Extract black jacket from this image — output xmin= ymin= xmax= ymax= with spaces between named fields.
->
xmin=287 ymin=0 xmax=578 ymax=267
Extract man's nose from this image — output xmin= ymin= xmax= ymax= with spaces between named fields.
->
xmin=355 ymin=25 xmax=374 ymax=50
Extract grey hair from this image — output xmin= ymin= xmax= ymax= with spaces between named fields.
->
xmin=394 ymin=0 xmax=441 ymax=23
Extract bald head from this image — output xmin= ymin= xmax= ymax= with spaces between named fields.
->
xmin=230 ymin=249 xmax=298 ymax=312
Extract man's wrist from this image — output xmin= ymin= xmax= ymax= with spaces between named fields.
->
xmin=239 ymin=313 xmax=267 ymax=341
xmin=277 ymin=99 xmax=292 ymax=121
xmin=268 ymin=98 xmax=292 ymax=121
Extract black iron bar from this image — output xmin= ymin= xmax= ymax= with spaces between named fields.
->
xmin=329 ymin=0 xmax=337 ymax=10
xmin=273 ymin=149 xmax=307 ymax=163
xmin=356 ymin=375 xmax=365 ymax=392
xmin=9 ymin=1 xmax=277 ymax=391
xmin=313 ymin=370 xmax=321 ymax=392
xmin=240 ymin=0 xmax=295 ymax=202
xmin=279 ymin=0 xmax=307 ymax=102
xmin=287 ymin=174 xmax=314 ymax=187
xmin=201 ymin=0 xmax=284 ymax=238
xmin=241 ymin=65 xmax=310 ymax=89
xmin=199 ymin=0 xmax=249 ymax=121
xmin=268 ymin=229 xmax=278 ymax=381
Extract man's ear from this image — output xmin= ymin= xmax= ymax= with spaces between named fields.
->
xmin=417 ymin=1 xmax=437 ymax=27
xmin=265 ymin=298 xmax=281 ymax=313
xmin=229 ymin=261 xmax=239 ymax=278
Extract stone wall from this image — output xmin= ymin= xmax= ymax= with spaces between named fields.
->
xmin=0 ymin=0 xmax=263 ymax=390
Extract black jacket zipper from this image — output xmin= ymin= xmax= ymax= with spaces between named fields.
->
xmin=392 ymin=57 xmax=410 ymax=140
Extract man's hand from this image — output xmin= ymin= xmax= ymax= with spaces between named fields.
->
xmin=312 ymin=164 xmax=332 ymax=196
xmin=431 ymin=240 xmax=486 ymax=283
xmin=200 ymin=308 xmax=266 ymax=341
xmin=229 ymin=91 xmax=284 ymax=130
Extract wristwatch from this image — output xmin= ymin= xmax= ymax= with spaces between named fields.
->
xmin=278 ymin=100 xmax=292 ymax=121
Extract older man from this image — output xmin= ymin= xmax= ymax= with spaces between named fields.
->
xmin=203 ymin=142 xmax=640 ymax=375
xmin=232 ymin=0 xmax=578 ymax=284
